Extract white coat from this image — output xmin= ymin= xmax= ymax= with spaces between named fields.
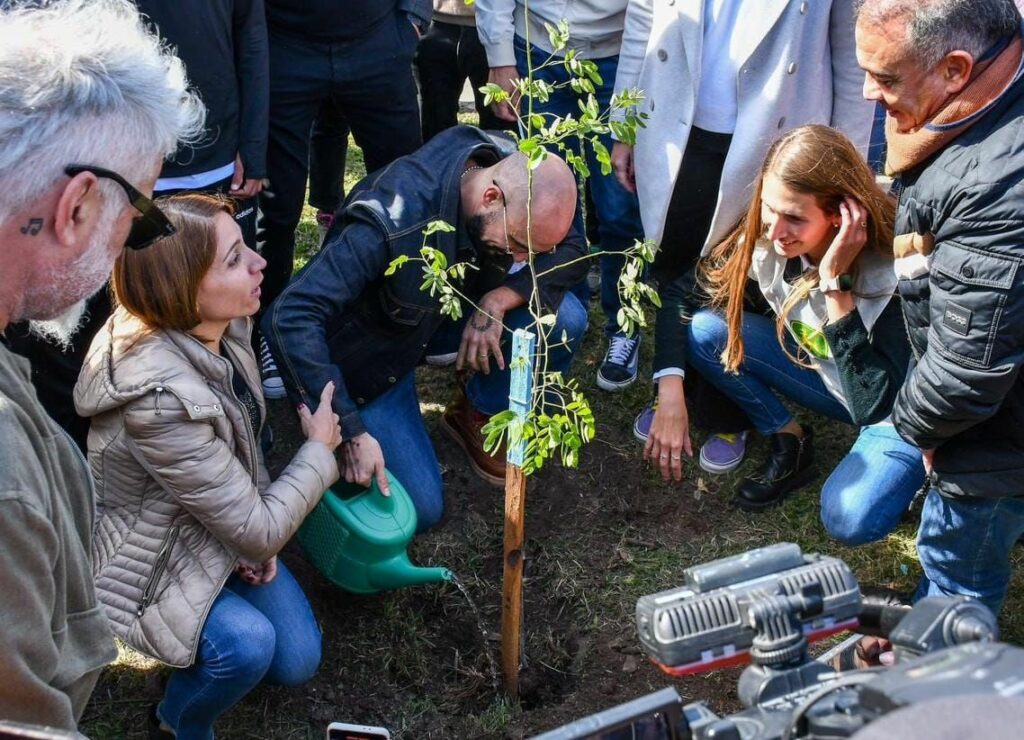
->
xmin=612 ymin=0 xmax=875 ymax=253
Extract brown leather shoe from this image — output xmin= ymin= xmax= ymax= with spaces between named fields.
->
xmin=440 ymin=388 xmax=506 ymax=487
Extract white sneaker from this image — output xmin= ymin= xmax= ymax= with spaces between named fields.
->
xmin=259 ymin=336 xmax=287 ymax=399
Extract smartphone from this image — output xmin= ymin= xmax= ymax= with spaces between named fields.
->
xmin=326 ymin=722 xmax=391 ymax=740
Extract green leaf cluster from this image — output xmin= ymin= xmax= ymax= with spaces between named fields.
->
xmin=481 ymin=375 xmax=595 ymax=474
xmin=614 ymin=238 xmax=661 ymax=337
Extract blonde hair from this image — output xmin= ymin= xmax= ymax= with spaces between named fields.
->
xmin=701 ymin=125 xmax=895 ymax=372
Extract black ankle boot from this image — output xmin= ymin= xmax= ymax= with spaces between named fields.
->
xmin=733 ymin=427 xmax=815 ymax=511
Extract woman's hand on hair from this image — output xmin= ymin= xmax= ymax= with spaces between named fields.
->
xmin=298 ymin=381 xmax=343 ymax=452
xmin=643 ymin=377 xmax=693 ymax=482
xmin=819 ymin=197 xmax=868 ymax=281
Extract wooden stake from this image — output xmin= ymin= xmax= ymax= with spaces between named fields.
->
xmin=501 ymin=464 xmax=527 ymax=698
xmin=501 ymin=329 xmax=536 ymax=698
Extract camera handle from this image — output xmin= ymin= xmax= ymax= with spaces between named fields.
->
xmin=735 ymin=584 xmax=832 ymax=709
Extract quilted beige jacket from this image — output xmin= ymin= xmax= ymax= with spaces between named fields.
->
xmin=74 ymin=308 xmax=338 ymax=667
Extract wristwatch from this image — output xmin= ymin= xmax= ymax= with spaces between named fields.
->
xmin=820 ymin=273 xmax=854 ymax=294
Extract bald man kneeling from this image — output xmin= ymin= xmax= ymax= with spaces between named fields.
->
xmin=262 ymin=126 xmax=588 ymax=530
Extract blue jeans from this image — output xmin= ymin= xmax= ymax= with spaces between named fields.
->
xmin=359 ymin=371 xmax=445 ymax=532
xmin=158 ymin=560 xmax=321 ymax=740
xmin=820 ymin=423 xmax=925 ymax=546
xmin=514 ymin=37 xmax=643 ymax=335
xmin=687 ymin=309 xmax=924 ymax=545
xmin=369 ymin=293 xmax=588 ymax=531
xmin=915 ymin=490 xmax=1024 ymax=615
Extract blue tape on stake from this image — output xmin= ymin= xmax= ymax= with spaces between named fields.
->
xmin=506 ymin=329 xmax=536 ymax=468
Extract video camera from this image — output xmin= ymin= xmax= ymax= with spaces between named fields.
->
xmin=532 ymin=543 xmax=1017 ymax=740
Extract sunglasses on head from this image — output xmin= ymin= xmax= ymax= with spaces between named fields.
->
xmin=64 ymin=164 xmax=175 ymax=249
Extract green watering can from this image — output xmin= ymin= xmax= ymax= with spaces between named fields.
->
xmin=297 ymin=469 xmax=451 ymax=594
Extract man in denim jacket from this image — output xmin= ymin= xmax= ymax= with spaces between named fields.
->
xmin=856 ymin=0 xmax=1024 ymax=613
xmin=263 ymin=126 xmax=587 ymax=530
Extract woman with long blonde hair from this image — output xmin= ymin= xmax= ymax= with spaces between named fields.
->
xmin=643 ymin=125 xmax=923 ymax=544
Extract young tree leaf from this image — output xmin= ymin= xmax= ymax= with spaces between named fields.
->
xmin=385 ymin=254 xmax=410 ymax=276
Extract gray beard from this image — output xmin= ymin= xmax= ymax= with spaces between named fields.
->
xmin=22 ymin=191 xmax=118 ymax=349
xmin=27 ymin=298 xmax=90 ymax=351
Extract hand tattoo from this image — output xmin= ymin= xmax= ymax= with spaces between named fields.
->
xmin=471 ymin=312 xmax=494 ymax=332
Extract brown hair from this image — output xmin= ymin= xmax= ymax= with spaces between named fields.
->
xmin=112 ymin=193 xmax=235 ymax=332
xmin=701 ymin=124 xmax=896 ymax=372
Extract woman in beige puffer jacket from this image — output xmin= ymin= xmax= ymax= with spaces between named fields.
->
xmin=74 ymin=194 xmax=342 ymax=739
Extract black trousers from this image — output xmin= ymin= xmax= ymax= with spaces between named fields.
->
xmin=258 ymin=14 xmax=422 ymax=311
xmin=307 ymin=99 xmax=350 ymax=214
xmin=657 ymin=127 xmax=751 ymax=435
xmin=654 ymin=127 xmax=733 ymax=282
xmin=414 ymin=20 xmax=506 ymax=141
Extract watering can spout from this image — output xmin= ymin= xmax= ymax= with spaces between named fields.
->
xmin=369 ymin=556 xmax=452 ymax=591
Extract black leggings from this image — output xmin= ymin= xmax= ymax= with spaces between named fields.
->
xmin=656 ymin=127 xmax=751 ymax=435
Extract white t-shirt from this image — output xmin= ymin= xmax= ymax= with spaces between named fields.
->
xmin=693 ymin=0 xmax=746 ymax=134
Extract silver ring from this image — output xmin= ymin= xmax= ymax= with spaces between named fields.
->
xmin=659 ymin=454 xmax=668 ymax=460
xmin=671 ymin=455 xmax=682 ymax=461
xmin=859 ymin=220 xmax=867 ymax=228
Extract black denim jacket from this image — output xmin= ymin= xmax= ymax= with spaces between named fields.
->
xmin=262 ymin=126 xmax=587 ymax=439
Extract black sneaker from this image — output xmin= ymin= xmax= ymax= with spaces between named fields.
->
xmin=259 ymin=336 xmax=287 ymax=400
xmin=597 ymin=332 xmax=641 ymax=391
xmin=733 ymin=427 xmax=815 ymax=511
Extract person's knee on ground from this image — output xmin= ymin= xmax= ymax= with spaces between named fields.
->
xmin=820 ymin=427 xmax=923 ymax=547
xmin=820 ymin=450 xmax=891 ymax=546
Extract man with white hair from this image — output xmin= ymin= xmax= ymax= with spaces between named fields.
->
xmin=0 ymin=0 xmax=203 ymax=728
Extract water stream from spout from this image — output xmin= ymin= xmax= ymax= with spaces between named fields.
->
xmin=447 ymin=573 xmax=501 ymax=695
